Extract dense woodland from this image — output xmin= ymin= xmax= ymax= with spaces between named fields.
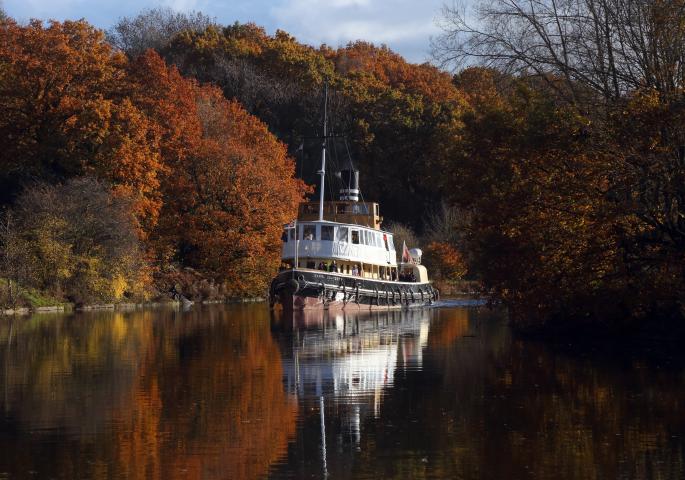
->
xmin=0 ymin=4 xmax=683 ymax=334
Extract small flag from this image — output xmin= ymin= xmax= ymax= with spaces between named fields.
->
xmin=401 ymin=241 xmax=411 ymax=264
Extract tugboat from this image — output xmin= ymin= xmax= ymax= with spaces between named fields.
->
xmin=269 ymin=87 xmax=438 ymax=311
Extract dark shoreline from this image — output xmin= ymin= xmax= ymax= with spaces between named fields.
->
xmin=0 ymin=297 xmax=266 ymax=316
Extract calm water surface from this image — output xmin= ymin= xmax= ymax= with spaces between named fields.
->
xmin=0 ymin=303 xmax=683 ymax=479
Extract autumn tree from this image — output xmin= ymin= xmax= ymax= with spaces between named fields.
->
xmin=106 ymin=15 xmax=468 ymax=228
xmin=0 ymin=19 xmax=164 ymax=233
xmin=126 ymin=51 xmax=308 ymax=296
xmin=423 ymin=242 xmax=468 ymax=282
xmin=430 ymin=0 xmax=685 ymax=330
xmin=1 ymin=19 xmax=310 ymax=300
xmin=6 ymin=177 xmax=146 ymax=304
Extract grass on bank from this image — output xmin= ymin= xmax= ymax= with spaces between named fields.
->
xmin=0 ymin=278 xmax=69 ymax=310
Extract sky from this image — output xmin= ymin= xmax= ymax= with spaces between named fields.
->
xmin=2 ymin=0 xmax=448 ymax=63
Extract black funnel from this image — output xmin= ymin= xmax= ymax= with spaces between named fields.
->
xmin=338 ymin=169 xmax=360 ymax=201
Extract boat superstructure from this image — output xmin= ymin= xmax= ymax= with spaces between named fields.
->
xmin=269 ymin=85 xmax=438 ymax=311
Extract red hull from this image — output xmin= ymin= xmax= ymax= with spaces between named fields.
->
xmin=279 ymin=294 xmax=426 ymax=312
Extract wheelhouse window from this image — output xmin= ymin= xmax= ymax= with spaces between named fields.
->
xmin=351 ymin=230 xmax=360 ymax=244
xmin=303 ymin=225 xmax=316 ymax=240
xmin=337 ymin=226 xmax=349 ymax=243
xmin=321 ymin=225 xmax=334 ymax=241
xmin=351 ymin=204 xmax=369 ymax=214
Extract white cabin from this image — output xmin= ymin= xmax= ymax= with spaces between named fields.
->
xmin=280 ymin=220 xmax=399 ymax=280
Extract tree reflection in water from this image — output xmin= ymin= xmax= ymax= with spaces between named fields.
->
xmin=0 ymin=306 xmax=296 ymax=479
xmin=1 ymin=305 xmax=683 ymax=480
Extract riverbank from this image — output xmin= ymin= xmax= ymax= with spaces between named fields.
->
xmin=1 ymin=297 xmax=267 ymax=316
xmin=0 ymin=274 xmax=269 ymax=316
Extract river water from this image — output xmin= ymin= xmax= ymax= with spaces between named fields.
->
xmin=0 ymin=303 xmax=683 ymax=479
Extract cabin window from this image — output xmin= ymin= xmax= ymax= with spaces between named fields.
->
xmin=351 ymin=204 xmax=369 ymax=214
xmin=336 ymin=204 xmax=347 ymax=214
xmin=387 ymin=236 xmax=394 ymax=251
xmin=289 ymin=228 xmax=296 ymax=241
xmin=321 ymin=225 xmax=334 ymax=241
xmin=383 ymin=233 xmax=389 ymax=250
xmin=303 ymin=225 xmax=316 ymax=241
xmin=351 ymin=230 xmax=360 ymax=244
xmin=375 ymin=232 xmax=382 ymax=248
xmin=337 ymin=226 xmax=349 ymax=243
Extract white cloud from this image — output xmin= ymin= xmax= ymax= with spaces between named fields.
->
xmin=4 ymin=0 xmax=444 ymax=63
xmin=269 ymin=0 xmax=443 ymax=62
xmin=161 ymin=0 xmax=201 ymax=12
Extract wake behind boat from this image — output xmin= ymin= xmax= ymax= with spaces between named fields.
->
xmin=269 ymin=86 xmax=438 ymax=311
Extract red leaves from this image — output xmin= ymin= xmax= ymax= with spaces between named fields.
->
xmin=126 ymin=51 xmax=309 ymax=295
xmin=0 ymin=19 xmax=163 ymax=236
xmin=1 ymin=20 xmax=309 ymax=295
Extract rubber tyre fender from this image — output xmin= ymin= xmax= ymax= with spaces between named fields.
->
xmin=287 ymin=279 xmax=300 ymax=294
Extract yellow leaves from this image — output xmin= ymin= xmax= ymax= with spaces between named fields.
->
xmin=107 ymin=273 xmax=127 ymax=301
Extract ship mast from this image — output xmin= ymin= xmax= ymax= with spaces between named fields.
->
xmin=317 ymin=83 xmax=328 ymax=222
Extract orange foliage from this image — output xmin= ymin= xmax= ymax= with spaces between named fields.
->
xmin=424 ymin=241 xmax=468 ymax=282
xmin=111 ymin=309 xmax=297 ymax=480
xmin=0 ymin=19 xmax=163 ymax=234
xmin=127 ymin=51 xmax=309 ymax=294
xmin=333 ymin=41 xmax=462 ymax=104
xmin=1 ymin=20 xmax=310 ymax=295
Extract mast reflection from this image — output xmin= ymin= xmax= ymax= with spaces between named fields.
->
xmin=272 ymin=308 xmax=432 ymax=454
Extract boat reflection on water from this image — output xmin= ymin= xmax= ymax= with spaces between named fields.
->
xmin=270 ymin=308 xmax=433 ymax=474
